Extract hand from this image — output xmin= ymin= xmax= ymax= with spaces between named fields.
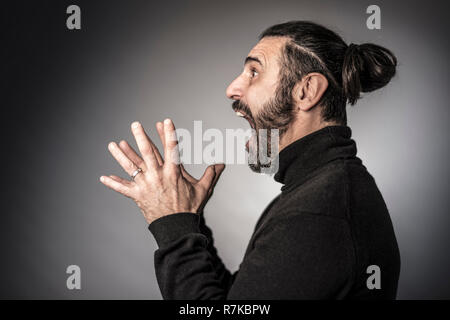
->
xmin=154 ymin=120 xmax=225 ymax=215
xmin=100 ymin=119 xmax=225 ymax=224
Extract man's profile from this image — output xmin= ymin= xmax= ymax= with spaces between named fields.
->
xmin=100 ymin=21 xmax=400 ymax=299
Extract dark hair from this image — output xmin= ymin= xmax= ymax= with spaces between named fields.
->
xmin=259 ymin=21 xmax=397 ymax=125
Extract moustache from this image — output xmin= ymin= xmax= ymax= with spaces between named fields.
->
xmin=232 ymin=100 xmax=253 ymax=118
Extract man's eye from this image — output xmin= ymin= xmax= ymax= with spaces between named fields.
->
xmin=250 ymin=69 xmax=259 ymax=78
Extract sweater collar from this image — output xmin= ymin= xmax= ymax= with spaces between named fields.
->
xmin=274 ymin=125 xmax=356 ymax=191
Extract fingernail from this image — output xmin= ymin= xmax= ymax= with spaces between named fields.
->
xmin=132 ymin=121 xmax=140 ymax=129
xmin=100 ymin=176 xmax=105 ymax=182
xmin=164 ymin=118 xmax=171 ymax=125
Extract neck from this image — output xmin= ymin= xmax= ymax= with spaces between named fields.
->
xmin=274 ymin=125 xmax=356 ymax=190
xmin=279 ymin=114 xmax=339 ymax=152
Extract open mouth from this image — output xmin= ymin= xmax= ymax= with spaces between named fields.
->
xmin=233 ymin=109 xmax=256 ymax=152
xmin=233 ymin=108 xmax=256 ymax=129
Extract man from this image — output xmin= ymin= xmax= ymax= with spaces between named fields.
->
xmin=100 ymin=21 xmax=400 ymax=299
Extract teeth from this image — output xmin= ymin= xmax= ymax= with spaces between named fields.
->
xmin=236 ymin=111 xmax=245 ymax=117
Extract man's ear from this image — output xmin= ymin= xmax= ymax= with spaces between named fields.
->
xmin=292 ymin=73 xmax=329 ymax=111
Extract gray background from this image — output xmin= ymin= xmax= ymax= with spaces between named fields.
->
xmin=2 ymin=0 xmax=449 ymax=299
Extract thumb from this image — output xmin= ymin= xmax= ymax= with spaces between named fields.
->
xmin=213 ymin=163 xmax=225 ymax=174
xmin=198 ymin=164 xmax=217 ymax=190
xmin=211 ymin=164 xmax=225 ymax=185
xmin=207 ymin=163 xmax=226 ymax=195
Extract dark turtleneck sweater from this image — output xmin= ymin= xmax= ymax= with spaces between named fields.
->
xmin=148 ymin=125 xmax=400 ymax=299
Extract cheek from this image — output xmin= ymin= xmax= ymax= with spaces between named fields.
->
xmin=247 ymin=81 xmax=278 ymax=114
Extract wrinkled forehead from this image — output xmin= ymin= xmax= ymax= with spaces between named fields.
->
xmin=247 ymin=36 xmax=290 ymax=69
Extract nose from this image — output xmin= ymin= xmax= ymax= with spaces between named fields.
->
xmin=226 ymin=75 xmax=245 ymax=100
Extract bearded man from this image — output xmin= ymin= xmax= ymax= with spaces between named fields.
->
xmin=100 ymin=21 xmax=400 ymax=299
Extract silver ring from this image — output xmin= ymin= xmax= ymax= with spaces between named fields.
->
xmin=130 ymin=168 xmax=143 ymax=180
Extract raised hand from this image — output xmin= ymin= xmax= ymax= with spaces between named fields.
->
xmin=100 ymin=119 xmax=225 ymax=224
xmin=154 ymin=120 xmax=225 ymax=214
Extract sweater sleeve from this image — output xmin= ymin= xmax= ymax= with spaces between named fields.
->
xmin=148 ymin=212 xmax=236 ymax=299
xmin=149 ymin=211 xmax=354 ymax=300
xmin=198 ymin=212 xmax=237 ymax=291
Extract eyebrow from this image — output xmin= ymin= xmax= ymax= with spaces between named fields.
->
xmin=244 ymin=56 xmax=263 ymax=67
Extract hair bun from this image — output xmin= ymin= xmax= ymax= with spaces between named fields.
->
xmin=342 ymin=42 xmax=397 ymax=105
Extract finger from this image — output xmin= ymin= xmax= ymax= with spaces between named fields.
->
xmin=140 ymin=124 xmax=164 ymax=166
xmin=153 ymin=121 xmax=166 ymax=166
xmin=159 ymin=121 xmax=194 ymax=182
xmin=131 ymin=121 xmax=159 ymax=169
xmin=156 ymin=121 xmax=193 ymax=184
xmin=108 ymin=142 xmax=142 ymax=178
xmin=159 ymin=121 xmax=195 ymax=182
xmin=100 ymin=175 xmax=133 ymax=197
xmin=209 ymin=163 xmax=225 ymax=192
xmin=197 ymin=165 xmax=216 ymax=191
xmin=156 ymin=121 xmax=166 ymax=150
xmin=109 ymin=174 xmax=134 ymax=187
xmin=151 ymin=144 xmax=164 ymax=167
xmin=163 ymin=118 xmax=181 ymax=171
xmin=118 ymin=140 xmax=147 ymax=171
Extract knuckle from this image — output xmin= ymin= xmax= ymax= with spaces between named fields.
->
xmin=140 ymin=145 xmax=152 ymax=155
xmin=135 ymin=159 xmax=144 ymax=167
xmin=165 ymin=167 xmax=179 ymax=179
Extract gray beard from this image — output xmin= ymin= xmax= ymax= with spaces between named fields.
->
xmin=248 ymin=127 xmax=280 ymax=174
